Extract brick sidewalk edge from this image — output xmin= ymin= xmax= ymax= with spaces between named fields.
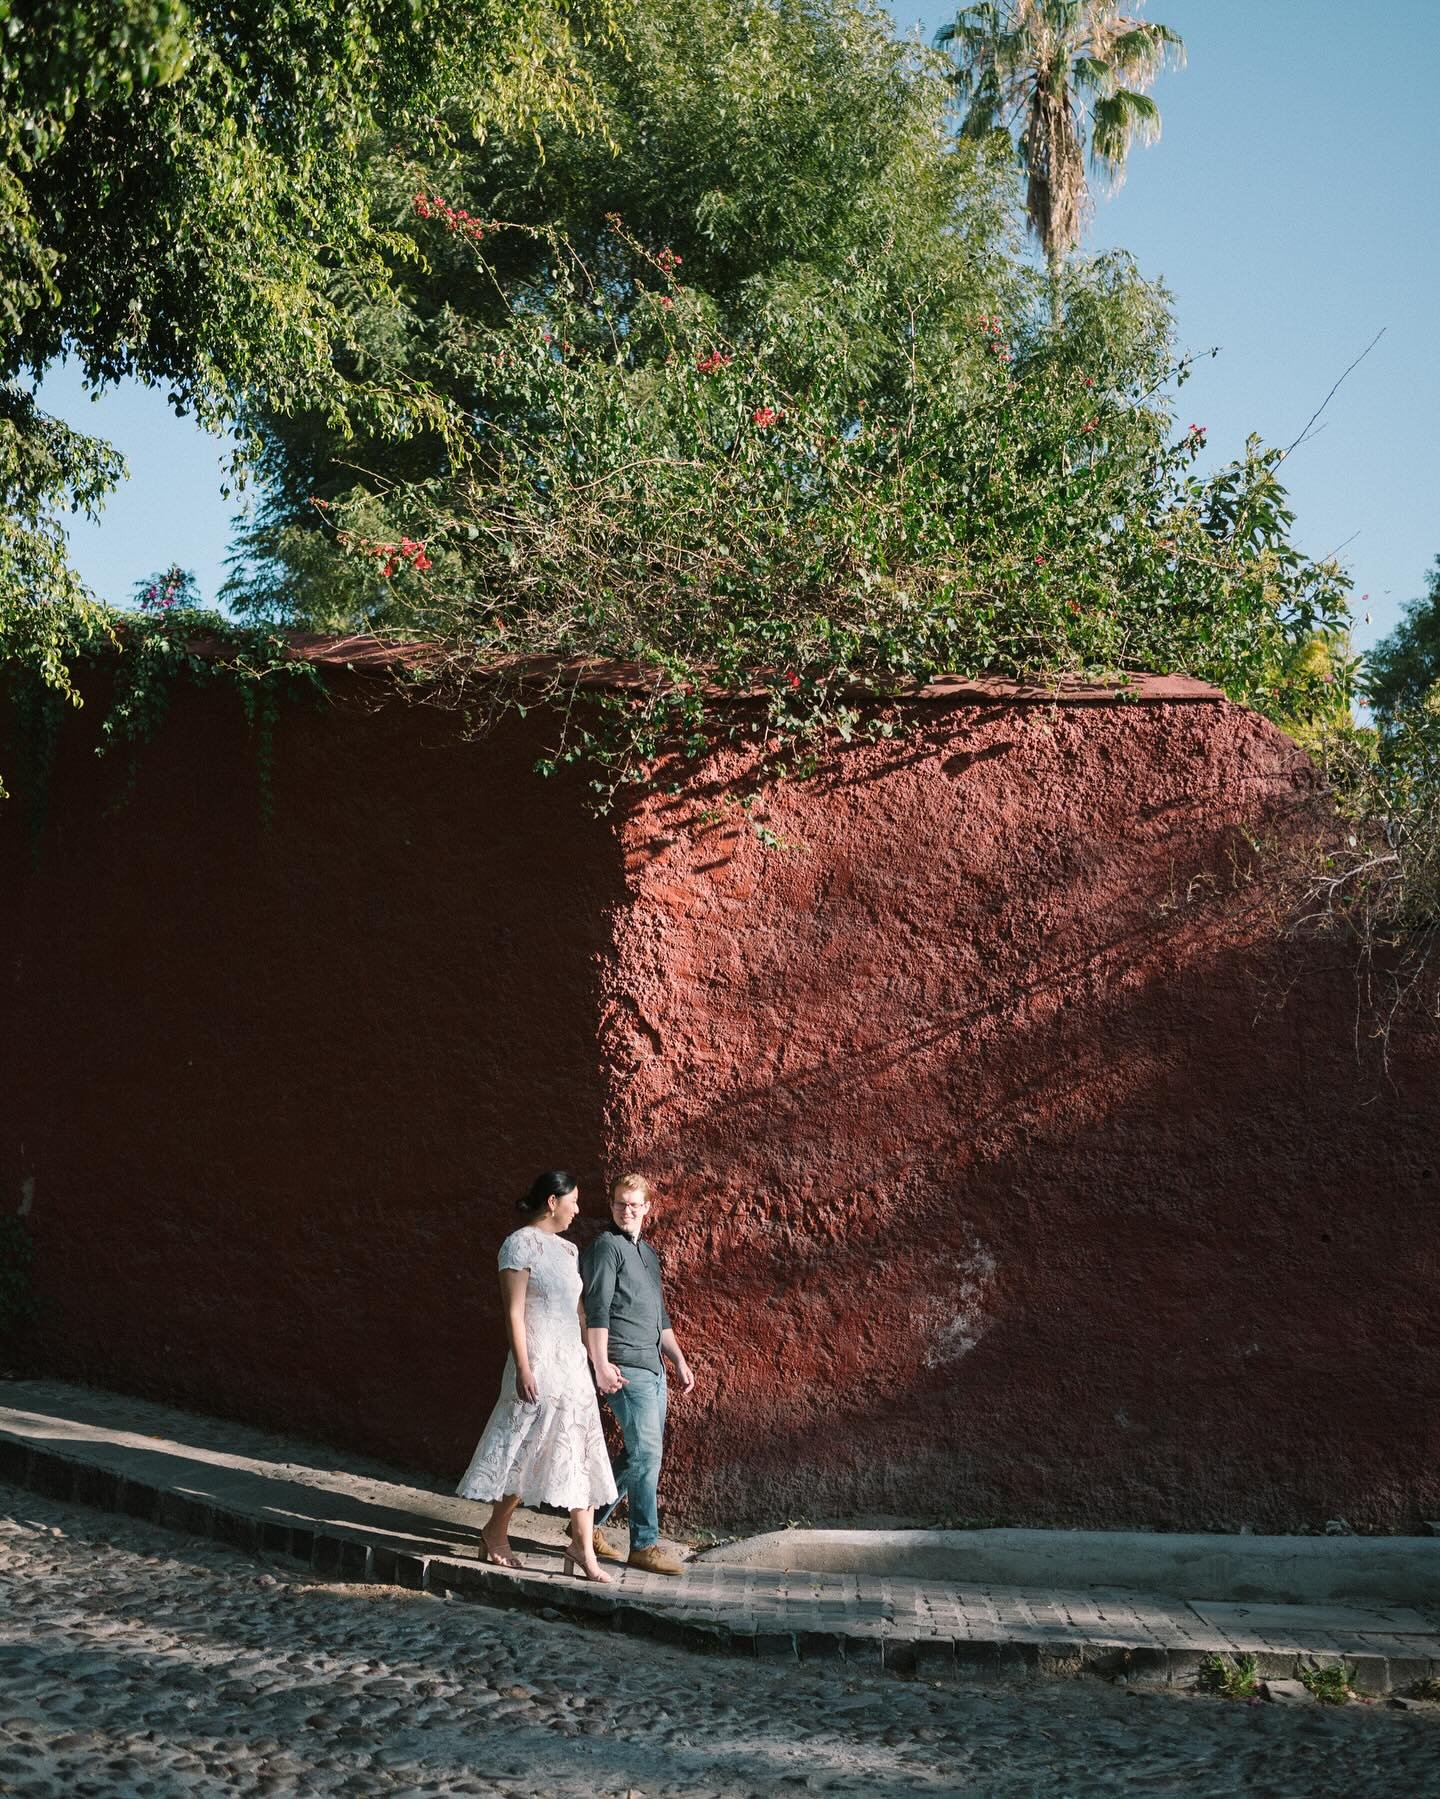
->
xmin=3 ymin=1435 xmax=1433 ymax=1695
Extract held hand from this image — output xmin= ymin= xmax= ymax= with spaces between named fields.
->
xmin=595 ymin=1363 xmax=629 ymax=1395
xmin=516 ymin=1367 xmax=540 ymax=1404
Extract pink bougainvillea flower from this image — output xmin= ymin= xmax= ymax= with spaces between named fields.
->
xmin=415 ymin=192 xmax=486 ymax=242
xmin=752 ymin=406 xmax=779 ymax=428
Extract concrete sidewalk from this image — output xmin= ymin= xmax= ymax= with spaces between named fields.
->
xmin=3 ymin=1379 xmax=1438 ymax=1694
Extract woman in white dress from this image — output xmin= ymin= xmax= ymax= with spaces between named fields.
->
xmin=457 ymin=1171 xmax=617 ymax=1582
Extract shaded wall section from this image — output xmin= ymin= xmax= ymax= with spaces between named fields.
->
xmin=0 ymin=677 xmax=624 ymax=1473
xmin=2 ymin=669 xmax=1437 ymax=1529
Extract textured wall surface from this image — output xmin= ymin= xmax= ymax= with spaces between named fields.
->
xmin=3 ymin=673 xmax=1436 ymax=1530
xmin=0 ymin=681 xmax=624 ymax=1477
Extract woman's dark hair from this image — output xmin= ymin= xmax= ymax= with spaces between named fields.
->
xmin=516 ymin=1170 xmax=576 ymax=1217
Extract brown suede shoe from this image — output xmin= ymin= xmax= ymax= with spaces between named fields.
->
xmin=592 ymin=1527 xmax=625 ymax=1564
xmin=627 ymin=1544 xmax=683 ymax=1577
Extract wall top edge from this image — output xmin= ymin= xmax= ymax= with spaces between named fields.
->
xmin=207 ymin=635 xmax=1224 ymax=706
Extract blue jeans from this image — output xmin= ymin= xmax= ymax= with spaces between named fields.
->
xmin=595 ymin=1366 xmax=667 ymax=1549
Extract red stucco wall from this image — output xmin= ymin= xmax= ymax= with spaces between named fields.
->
xmin=3 ymin=670 xmax=1436 ymax=1530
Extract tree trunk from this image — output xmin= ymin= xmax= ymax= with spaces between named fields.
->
xmin=1046 ymin=249 xmax=1065 ymax=327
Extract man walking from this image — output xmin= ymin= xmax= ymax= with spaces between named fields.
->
xmin=582 ymin=1172 xmax=694 ymax=1576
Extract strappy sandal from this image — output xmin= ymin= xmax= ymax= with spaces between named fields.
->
xmin=479 ymin=1536 xmax=524 ymax=1570
xmin=561 ymin=1537 xmax=614 ymax=1583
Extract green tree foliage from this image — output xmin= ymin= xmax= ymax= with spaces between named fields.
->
xmin=225 ymin=0 xmax=1346 ymax=797
xmin=1275 ymin=566 xmax=1440 ymax=1038
xmin=2 ymin=0 xmax=607 ymax=408
xmin=227 ymin=0 xmax=1026 ymax=547
xmin=1364 ymin=557 xmax=1440 ymax=726
xmin=937 ymin=0 xmax=1183 ymax=290
xmin=0 ymin=0 xmax=608 ymax=731
xmin=1294 ymin=697 xmax=1440 ymax=1040
xmin=3 ymin=0 xmax=1354 ymax=829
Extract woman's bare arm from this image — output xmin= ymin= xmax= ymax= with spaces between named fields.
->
xmin=500 ymin=1267 xmax=538 ymax=1402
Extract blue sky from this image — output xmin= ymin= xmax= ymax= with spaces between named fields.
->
xmin=39 ymin=0 xmax=1440 ymax=656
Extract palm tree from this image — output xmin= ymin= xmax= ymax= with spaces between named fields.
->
xmin=937 ymin=1 xmax=1184 ymax=302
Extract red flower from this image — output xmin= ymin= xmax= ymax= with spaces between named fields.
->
xmin=658 ymin=295 xmax=674 ymax=309
xmin=417 ymin=193 xmax=486 ymax=242
xmin=412 ymin=552 xmax=433 ymax=573
xmin=752 ymin=406 xmax=779 ymax=428
xmin=656 ymin=247 xmax=682 ymax=273
xmin=785 ymin=670 xmax=801 ymax=689
xmin=696 ymin=350 xmax=732 ymax=375
xmin=1034 ymin=554 xmax=1047 ymax=565
xmin=1081 ymin=418 xmax=1097 ymax=433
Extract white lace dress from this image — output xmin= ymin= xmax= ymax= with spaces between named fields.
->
xmin=456 ymin=1227 xmax=618 ymax=1512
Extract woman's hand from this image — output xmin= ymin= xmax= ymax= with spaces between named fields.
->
xmin=595 ymin=1363 xmax=629 ymax=1396
xmin=516 ymin=1366 xmax=540 ymax=1404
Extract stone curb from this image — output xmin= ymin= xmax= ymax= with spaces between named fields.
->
xmin=2 ymin=1435 xmax=1431 ymax=1695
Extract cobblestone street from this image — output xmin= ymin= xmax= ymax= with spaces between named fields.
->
xmin=2 ymin=1484 xmax=1437 ymax=1797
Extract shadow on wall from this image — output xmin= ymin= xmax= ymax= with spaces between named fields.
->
xmin=0 ymin=678 xmax=628 ymax=1471
xmin=641 ymin=929 xmax=1439 ymax=1532
xmin=602 ymin=703 xmax=1440 ymax=1533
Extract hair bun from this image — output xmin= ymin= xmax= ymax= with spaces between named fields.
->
xmin=516 ymin=1169 xmax=575 ymax=1217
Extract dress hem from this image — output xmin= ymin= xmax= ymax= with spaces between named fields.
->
xmin=456 ymin=1478 xmax=619 ymax=1511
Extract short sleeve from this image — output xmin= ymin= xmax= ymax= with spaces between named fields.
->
xmin=582 ymin=1237 xmax=619 ymax=1328
xmin=498 ymin=1229 xmax=540 ymax=1274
